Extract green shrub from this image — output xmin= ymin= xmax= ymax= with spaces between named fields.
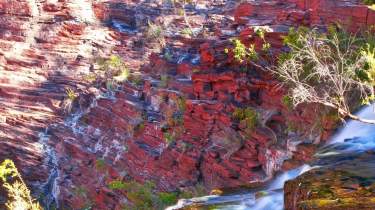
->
xmin=230 ymin=39 xmax=258 ymax=63
xmin=164 ymin=132 xmax=175 ymax=145
xmin=95 ymin=159 xmax=106 ymax=171
xmin=158 ymin=192 xmax=178 ymax=205
xmin=145 ymin=21 xmax=165 ymax=47
xmin=176 ymin=96 xmax=187 ymax=113
xmin=232 ymin=107 xmax=258 ymax=130
xmin=159 ymin=75 xmax=169 ymax=88
xmin=108 ymin=180 xmax=180 ymax=209
xmin=108 ymin=180 xmax=127 ymax=190
xmin=65 ymin=88 xmax=77 ymax=101
xmin=0 ymin=159 xmax=42 ymax=210
xmin=362 ymin=0 xmax=375 ymax=5
xmin=181 ymin=28 xmax=193 ymax=37
xmin=282 ymin=95 xmax=293 ymax=110
xmin=90 ymin=55 xmax=130 ymax=91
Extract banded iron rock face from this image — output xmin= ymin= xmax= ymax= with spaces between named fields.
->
xmin=0 ymin=0 xmax=373 ymax=208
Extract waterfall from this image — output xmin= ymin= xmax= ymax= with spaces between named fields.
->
xmin=38 ymin=130 xmax=60 ymax=210
xmin=167 ymin=105 xmax=375 ymax=210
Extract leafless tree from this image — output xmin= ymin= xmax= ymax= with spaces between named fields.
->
xmin=273 ymin=29 xmax=375 ymax=124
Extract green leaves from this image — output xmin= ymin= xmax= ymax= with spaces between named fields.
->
xmin=0 ymin=159 xmax=42 ymax=210
xmin=232 ymin=107 xmax=259 ymax=130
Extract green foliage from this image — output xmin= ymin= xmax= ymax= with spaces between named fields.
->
xmin=232 ymin=107 xmax=258 ymax=130
xmin=158 ymin=192 xmax=178 ymax=205
xmin=73 ymin=185 xmax=88 ymax=198
xmin=360 ymin=43 xmax=375 ymax=84
xmin=92 ymin=55 xmax=131 ymax=91
xmin=181 ymin=28 xmax=193 ymax=36
xmin=134 ymin=121 xmax=145 ymax=133
xmin=226 ymin=26 xmax=272 ymax=61
xmin=176 ymin=96 xmax=187 ymax=113
xmin=145 ymin=21 xmax=165 ymax=47
xmin=362 ymin=0 xmax=375 ymax=5
xmin=227 ymin=38 xmax=259 ymax=65
xmin=108 ymin=180 xmax=127 ymax=190
xmin=65 ymin=88 xmax=77 ymax=101
xmin=254 ymin=26 xmax=272 ymax=43
xmin=179 ymin=183 xmax=207 ymax=199
xmin=0 ymin=159 xmax=42 ymax=210
xmin=277 ymin=26 xmax=375 ymax=120
xmin=129 ymin=74 xmax=143 ymax=86
xmin=164 ymin=132 xmax=175 ymax=145
xmin=362 ymin=94 xmax=375 ymax=105
xmin=282 ymin=95 xmax=294 ymax=110
xmin=262 ymin=42 xmax=271 ymax=52
xmin=109 ymin=180 xmax=179 ymax=210
xmin=159 ymin=75 xmax=169 ymax=88
xmin=95 ymin=159 xmax=106 ymax=171
xmin=282 ymin=26 xmax=309 ymax=48
xmin=114 ymin=68 xmax=130 ymax=83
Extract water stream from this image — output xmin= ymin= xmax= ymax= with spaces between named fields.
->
xmin=167 ymin=105 xmax=375 ymax=210
xmin=38 ymin=130 xmax=60 ymax=210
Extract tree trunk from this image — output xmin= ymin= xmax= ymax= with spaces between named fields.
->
xmin=347 ymin=112 xmax=375 ymax=124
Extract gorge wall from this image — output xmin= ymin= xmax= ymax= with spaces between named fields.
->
xmin=0 ymin=0 xmax=374 ymax=209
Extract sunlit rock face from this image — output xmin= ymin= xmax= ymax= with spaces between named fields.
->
xmin=0 ymin=0 xmax=373 ymax=209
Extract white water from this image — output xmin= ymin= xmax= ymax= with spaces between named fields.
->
xmin=38 ymin=130 xmax=60 ymax=210
xmin=329 ymin=105 xmax=375 ymax=144
xmin=167 ymin=105 xmax=375 ymax=210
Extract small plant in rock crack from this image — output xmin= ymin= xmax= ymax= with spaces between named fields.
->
xmin=90 ymin=55 xmax=130 ymax=91
xmin=95 ymin=159 xmax=106 ymax=171
xmin=164 ymin=131 xmax=176 ymax=145
xmin=172 ymin=0 xmax=195 ymax=37
xmin=227 ymin=38 xmax=258 ymax=64
xmin=176 ymin=96 xmax=187 ymax=113
xmin=225 ymin=26 xmax=272 ymax=71
xmin=232 ymin=107 xmax=259 ymax=132
xmin=62 ymin=88 xmax=78 ymax=114
xmin=133 ymin=121 xmax=145 ymax=134
xmin=73 ymin=185 xmax=88 ymax=198
xmin=145 ymin=21 xmax=166 ymax=48
xmin=254 ymin=26 xmax=273 ymax=52
xmin=281 ymin=95 xmax=293 ymax=110
xmin=128 ymin=74 xmax=143 ymax=86
xmin=163 ymin=51 xmax=174 ymax=62
xmin=181 ymin=27 xmax=193 ymax=37
xmin=0 ymin=159 xmax=42 ymax=210
xmin=159 ymin=75 xmax=170 ymax=88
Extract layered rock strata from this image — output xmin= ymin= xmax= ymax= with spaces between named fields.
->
xmin=0 ymin=0 xmax=373 ymax=208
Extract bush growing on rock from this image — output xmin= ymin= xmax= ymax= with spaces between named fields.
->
xmin=0 ymin=159 xmax=42 ymax=210
xmin=62 ymin=87 xmax=78 ymax=114
xmin=363 ymin=0 xmax=375 ymax=5
xmin=107 ymin=180 xmax=178 ymax=210
xmin=91 ymin=55 xmax=130 ymax=89
xmin=145 ymin=21 xmax=166 ymax=48
xmin=225 ymin=26 xmax=273 ymax=69
xmin=274 ymin=26 xmax=375 ymax=124
xmin=232 ymin=107 xmax=259 ymax=131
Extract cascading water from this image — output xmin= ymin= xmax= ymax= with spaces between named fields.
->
xmin=38 ymin=130 xmax=60 ymax=210
xmin=167 ymin=105 xmax=375 ymax=210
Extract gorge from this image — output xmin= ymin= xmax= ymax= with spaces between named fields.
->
xmin=0 ymin=0 xmax=374 ymax=209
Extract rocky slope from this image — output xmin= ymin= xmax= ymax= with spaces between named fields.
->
xmin=0 ymin=0 xmax=374 ymax=209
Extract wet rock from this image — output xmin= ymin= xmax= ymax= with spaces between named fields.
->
xmin=285 ymin=153 xmax=375 ymax=210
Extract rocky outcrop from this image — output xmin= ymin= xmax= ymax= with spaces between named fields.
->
xmin=284 ymin=150 xmax=375 ymax=210
xmin=0 ymin=0 xmax=374 ymax=209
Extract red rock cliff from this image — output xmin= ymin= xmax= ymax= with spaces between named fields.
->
xmin=0 ymin=0 xmax=373 ymax=209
